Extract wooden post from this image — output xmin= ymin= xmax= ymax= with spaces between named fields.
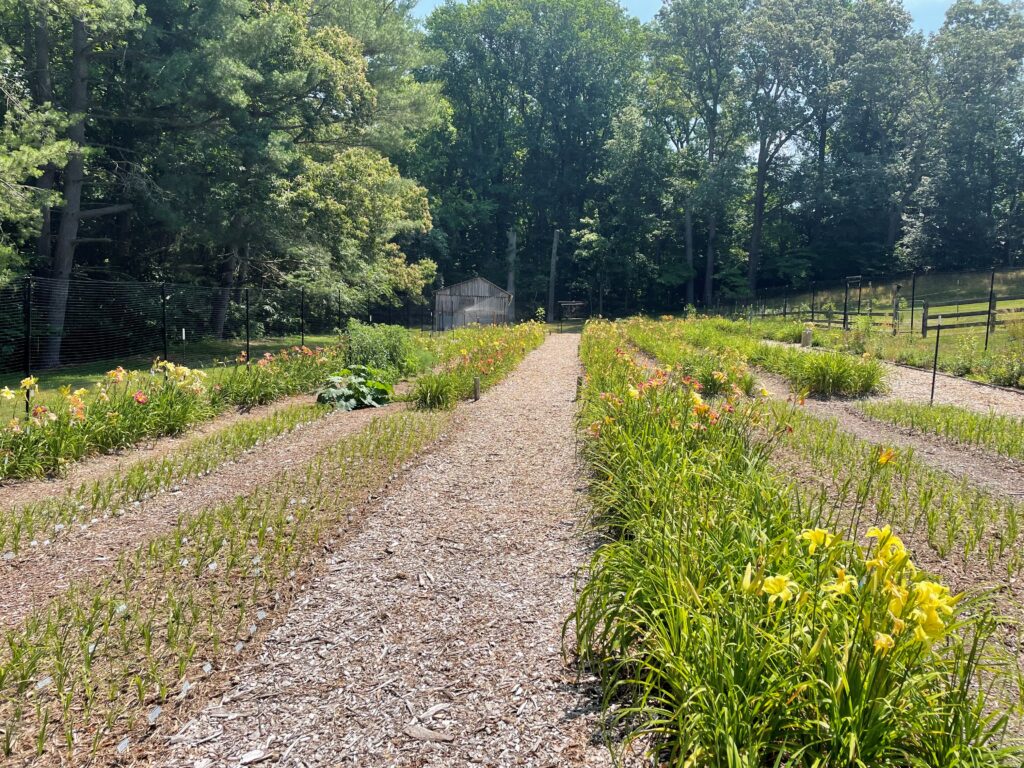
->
xmin=161 ymin=283 xmax=169 ymax=362
xmin=23 ymin=277 xmax=32 ymax=415
xmin=473 ymin=376 xmax=481 ymax=401
xmin=843 ymin=282 xmax=850 ymax=330
xmin=891 ymin=286 xmax=900 ymax=336
xmin=921 ymin=301 xmax=929 ymax=337
xmin=244 ymin=287 xmax=250 ymax=366
xmin=909 ymin=272 xmax=916 ymax=334
xmin=984 ymin=269 xmax=996 ymax=351
xmin=930 ymin=318 xmax=942 ymax=405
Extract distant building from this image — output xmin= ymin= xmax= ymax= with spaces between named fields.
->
xmin=433 ymin=277 xmax=513 ymax=331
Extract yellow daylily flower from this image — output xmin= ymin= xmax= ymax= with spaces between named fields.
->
xmin=762 ymin=574 xmax=798 ymax=604
xmin=874 ymin=632 xmax=895 ymax=656
xmin=866 ymin=525 xmax=909 ymax=570
xmin=878 ymin=447 xmax=897 ymax=466
xmin=0 ymin=386 xmax=14 ymax=401
xmin=799 ymin=528 xmax=835 ymax=555
xmin=20 ymin=376 xmax=38 ymax=391
xmin=72 ymin=388 xmax=88 ymax=398
xmin=823 ymin=567 xmax=855 ymax=597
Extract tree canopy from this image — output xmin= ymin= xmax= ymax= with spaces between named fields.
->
xmin=0 ymin=0 xmax=1022 ymax=318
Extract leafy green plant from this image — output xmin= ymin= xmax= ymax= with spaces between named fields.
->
xmin=344 ymin=320 xmax=429 ymax=381
xmin=316 ymin=366 xmax=393 ymax=411
xmin=571 ymin=320 xmax=1019 ymax=766
xmin=412 ymin=372 xmax=458 ymax=410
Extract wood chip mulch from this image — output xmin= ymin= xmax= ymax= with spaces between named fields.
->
xmin=150 ymin=333 xmax=616 ymax=768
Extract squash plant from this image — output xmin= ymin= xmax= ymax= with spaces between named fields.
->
xmin=316 ymin=366 xmax=392 ymax=411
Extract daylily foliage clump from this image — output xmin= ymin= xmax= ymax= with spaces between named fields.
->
xmin=0 ymin=345 xmax=343 ymax=480
xmin=572 ymin=319 xmax=1018 ymax=766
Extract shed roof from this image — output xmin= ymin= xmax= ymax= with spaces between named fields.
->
xmin=435 ymin=276 xmax=512 ymax=297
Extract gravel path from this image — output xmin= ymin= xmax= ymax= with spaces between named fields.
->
xmin=155 ymin=334 xmax=611 ymax=768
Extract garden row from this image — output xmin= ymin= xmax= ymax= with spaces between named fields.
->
xmin=573 ymin=319 xmax=1020 ymax=765
xmin=627 ymin=316 xmax=885 ymax=397
xmin=749 ymin=316 xmax=1024 ymax=389
xmin=0 ymin=321 xmax=546 ymax=763
xmin=0 ymin=321 xmax=545 ymax=482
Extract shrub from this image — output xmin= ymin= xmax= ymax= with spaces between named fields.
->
xmin=345 ymin=320 xmax=423 ymax=380
xmin=316 ymin=366 xmax=392 ymax=411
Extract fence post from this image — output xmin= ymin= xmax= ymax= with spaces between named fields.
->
xmin=244 ymin=287 xmax=251 ymax=365
xmin=23 ymin=277 xmax=32 ymax=415
xmin=810 ymin=285 xmax=816 ymax=322
xmin=337 ymin=288 xmax=343 ymax=332
xmin=161 ymin=283 xmax=168 ymax=362
xmin=843 ymin=282 xmax=850 ymax=330
xmin=930 ymin=318 xmax=942 ymax=405
xmin=473 ymin=376 xmax=481 ymax=401
xmin=300 ymin=286 xmax=306 ymax=347
xmin=891 ymin=286 xmax=899 ymax=336
xmin=921 ymin=301 xmax=929 ymax=337
xmin=984 ymin=269 xmax=996 ymax=351
xmin=909 ymin=272 xmax=916 ymax=334
xmin=783 ymin=295 xmax=788 ymax=319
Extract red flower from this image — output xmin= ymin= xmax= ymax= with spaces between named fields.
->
xmin=133 ymin=390 xmax=149 ymax=405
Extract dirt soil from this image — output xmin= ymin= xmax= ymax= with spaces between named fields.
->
xmin=757 ymin=371 xmax=1024 ymax=499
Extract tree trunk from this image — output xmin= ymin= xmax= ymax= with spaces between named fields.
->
xmin=210 ymin=246 xmax=238 ymax=339
xmin=43 ymin=17 xmax=88 ymax=368
xmin=505 ymin=225 xmax=516 ymax=321
xmin=233 ymin=243 xmax=250 ymax=303
xmin=116 ymin=208 xmax=133 ymax=274
xmin=684 ymin=204 xmax=695 ymax=306
xmin=31 ymin=7 xmax=55 ymax=267
xmin=748 ymin=147 xmax=768 ymax=294
xmin=704 ymin=212 xmax=716 ymax=307
xmin=546 ymin=229 xmax=559 ymax=322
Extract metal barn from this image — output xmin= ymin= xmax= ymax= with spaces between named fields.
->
xmin=433 ymin=277 xmax=513 ymax=331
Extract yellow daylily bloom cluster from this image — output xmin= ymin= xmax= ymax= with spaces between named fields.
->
xmin=823 ymin=567 xmax=855 ymax=597
xmin=865 ymin=525 xmax=909 ymax=571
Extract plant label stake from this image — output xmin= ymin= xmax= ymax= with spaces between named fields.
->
xmin=930 ymin=318 xmax=941 ymax=406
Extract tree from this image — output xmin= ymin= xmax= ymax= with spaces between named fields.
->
xmin=653 ymin=0 xmax=747 ymax=305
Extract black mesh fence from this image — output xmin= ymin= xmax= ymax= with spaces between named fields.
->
xmin=0 ymin=277 xmax=433 ymax=377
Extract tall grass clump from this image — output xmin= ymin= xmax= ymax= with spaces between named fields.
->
xmin=572 ymin=319 xmax=1018 ymax=766
xmin=861 ymin=400 xmax=1024 ymax=461
xmin=751 ymin=344 xmax=886 ymax=397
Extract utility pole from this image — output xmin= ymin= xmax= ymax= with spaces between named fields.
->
xmin=547 ymin=229 xmax=560 ymax=322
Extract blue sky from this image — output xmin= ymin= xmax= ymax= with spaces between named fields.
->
xmin=413 ymin=0 xmax=954 ymax=33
